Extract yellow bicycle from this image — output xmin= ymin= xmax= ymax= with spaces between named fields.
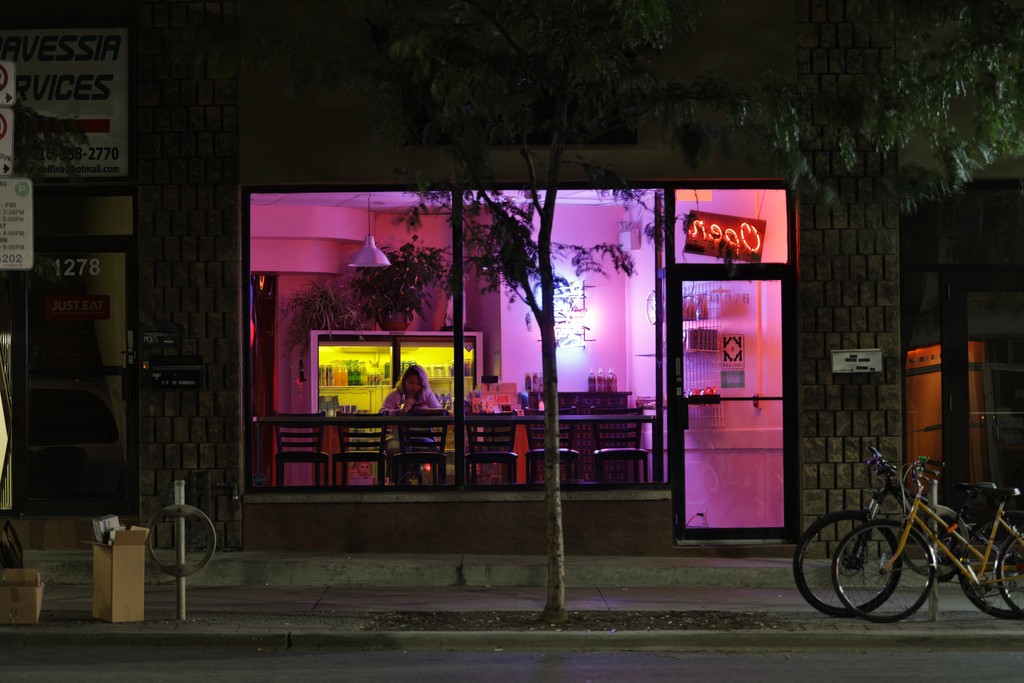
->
xmin=830 ymin=457 xmax=1024 ymax=622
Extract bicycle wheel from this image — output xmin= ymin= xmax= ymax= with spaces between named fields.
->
xmin=792 ymin=509 xmax=868 ymax=617
xmin=959 ymin=510 xmax=1024 ymax=619
xmin=996 ymin=526 xmax=1024 ymax=617
xmin=832 ymin=519 xmax=936 ymax=623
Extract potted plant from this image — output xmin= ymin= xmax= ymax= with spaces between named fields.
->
xmin=283 ymin=278 xmax=366 ymax=355
xmin=350 ymin=235 xmax=451 ymax=331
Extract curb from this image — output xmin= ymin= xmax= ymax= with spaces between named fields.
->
xmin=2 ymin=627 xmax=1020 ymax=653
xmin=26 ymin=552 xmax=796 ymax=589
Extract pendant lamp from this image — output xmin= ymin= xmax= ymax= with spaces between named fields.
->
xmin=348 ymin=195 xmax=391 ymax=267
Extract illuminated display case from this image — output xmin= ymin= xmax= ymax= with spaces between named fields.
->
xmin=309 ymin=331 xmax=480 ymax=414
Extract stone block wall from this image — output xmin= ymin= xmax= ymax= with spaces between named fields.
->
xmin=795 ymin=0 xmax=902 ymax=531
xmin=135 ymin=0 xmax=242 ymax=549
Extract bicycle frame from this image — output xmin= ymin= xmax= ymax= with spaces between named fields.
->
xmin=884 ymin=484 xmax=1024 ymax=591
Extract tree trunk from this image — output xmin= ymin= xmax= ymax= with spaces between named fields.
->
xmin=539 ymin=319 xmax=567 ymax=623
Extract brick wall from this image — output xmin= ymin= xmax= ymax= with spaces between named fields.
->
xmin=135 ymin=0 xmax=242 ymax=549
xmin=795 ymin=0 xmax=902 ymax=531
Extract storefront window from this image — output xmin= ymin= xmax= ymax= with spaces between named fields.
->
xmin=245 ymin=185 xmax=793 ymax=514
xmin=674 ymin=188 xmax=790 ymax=265
xmin=246 ymin=188 xmax=664 ymax=490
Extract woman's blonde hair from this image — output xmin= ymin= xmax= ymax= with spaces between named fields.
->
xmin=396 ymin=364 xmax=431 ymax=394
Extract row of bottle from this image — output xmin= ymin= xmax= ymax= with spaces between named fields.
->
xmin=587 ymin=368 xmax=618 ymax=392
xmin=319 ymin=361 xmax=386 ymax=387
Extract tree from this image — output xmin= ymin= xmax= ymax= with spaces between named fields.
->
xmin=362 ymin=0 xmax=707 ymax=623
xmin=717 ymin=0 xmax=1024 ymax=212
xmin=358 ymin=0 xmax=1024 ymax=624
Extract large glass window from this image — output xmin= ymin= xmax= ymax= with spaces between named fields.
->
xmin=246 ymin=189 xmax=664 ymax=490
xmin=674 ymin=188 xmax=790 ymax=265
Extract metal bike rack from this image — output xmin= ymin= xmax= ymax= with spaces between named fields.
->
xmin=145 ymin=480 xmax=217 ymax=621
xmin=928 ymin=479 xmax=939 ymax=621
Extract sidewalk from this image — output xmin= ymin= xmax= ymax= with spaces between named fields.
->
xmin=3 ymin=551 xmax=1022 ymax=652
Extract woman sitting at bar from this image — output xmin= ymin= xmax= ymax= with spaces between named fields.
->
xmin=379 ymin=364 xmax=442 ymax=454
xmin=380 ymin=364 xmax=441 ymax=416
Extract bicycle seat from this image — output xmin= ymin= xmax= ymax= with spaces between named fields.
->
xmin=955 ymin=481 xmax=997 ymax=493
xmin=996 ymin=487 xmax=1021 ymax=500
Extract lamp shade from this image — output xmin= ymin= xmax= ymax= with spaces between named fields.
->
xmin=348 ymin=235 xmax=391 ymax=267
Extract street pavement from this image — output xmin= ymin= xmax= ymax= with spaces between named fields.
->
xmin=2 ymin=550 xmax=1023 ymax=652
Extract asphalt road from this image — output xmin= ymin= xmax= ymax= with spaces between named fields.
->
xmin=3 ymin=647 xmax=1024 ymax=682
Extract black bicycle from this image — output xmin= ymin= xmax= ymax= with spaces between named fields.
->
xmin=793 ymin=448 xmax=960 ymax=617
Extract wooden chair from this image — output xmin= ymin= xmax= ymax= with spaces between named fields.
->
xmin=589 ymin=406 xmax=648 ymax=483
xmin=332 ymin=424 xmax=387 ymax=485
xmin=274 ymin=414 xmax=329 ymax=486
xmin=393 ymin=420 xmax=448 ymax=485
xmin=465 ymin=421 xmax=518 ymax=484
xmin=524 ymin=406 xmax=579 ymax=483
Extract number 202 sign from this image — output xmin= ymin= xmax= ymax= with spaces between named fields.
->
xmin=684 ymin=211 xmax=766 ymax=263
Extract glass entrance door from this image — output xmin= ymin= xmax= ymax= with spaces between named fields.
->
xmin=669 ymin=276 xmax=788 ymax=540
xmin=950 ymin=274 xmax=1024 ymax=493
xmin=22 ymin=250 xmax=133 ymax=510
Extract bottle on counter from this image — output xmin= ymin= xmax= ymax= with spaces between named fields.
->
xmin=532 ymin=371 xmax=540 ymax=391
xmin=524 ymin=372 xmax=532 ymax=392
xmin=588 ymin=368 xmax=596 ymax=392
xmin=607 ymin=368 xmax=617 ymax=392
xmin=596 ymin=368 xmax=606 ymax=392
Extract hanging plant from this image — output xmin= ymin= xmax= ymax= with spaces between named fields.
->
xmin=349 ymin=235 xmax=451 ymax=329
xmin=283 ymin=278 xmax=366 ymax=354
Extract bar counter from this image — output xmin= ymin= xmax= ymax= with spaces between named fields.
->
xmin=252 ymin=412 xmax=656 ymax=487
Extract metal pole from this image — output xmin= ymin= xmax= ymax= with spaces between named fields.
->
xmin=928 ymin=479 xmax=939 ymax=621
xmin=174 ymin=479 xmax=187 ymax=621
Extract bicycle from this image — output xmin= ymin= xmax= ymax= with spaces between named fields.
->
xmin=830 ymin=457 xmax=1024 ymax=622
xmin=792 ymin=448 xmax=962 ymax=617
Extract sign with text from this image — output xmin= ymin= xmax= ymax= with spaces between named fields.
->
xmin=0 ymin=61 xmax=13 ymax=176
xmin=722 ymin=334 xmax=744 ymax=369
xmin=0 ymin=29 xmax=129 ymax=178
xmin=45 ymin=294 xmax=110 ymax=321
xmin=830 ymin=348 xmax=882 ymax=374
xmin=0 ymin=177 xmax=32 ymax=269
xmin=0 ymin=108 xmax=11 ymax=176
xmin=684 ymin=211 xmax=766 ymax=263
xmin=0 ymin=61 xmax=14 ymax=105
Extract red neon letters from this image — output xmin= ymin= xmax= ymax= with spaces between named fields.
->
xmin=684 ymin=211 xmax=766 ymax=262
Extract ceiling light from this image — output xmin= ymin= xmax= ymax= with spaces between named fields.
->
xmin=348 ymin=195 xmax=391 ymax=267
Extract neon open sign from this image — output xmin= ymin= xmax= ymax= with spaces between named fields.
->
xmin=684 ymin=211 xmax=766 ymax=262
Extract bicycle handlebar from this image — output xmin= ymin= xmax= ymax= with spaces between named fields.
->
xmin=867 ymin=447 xmax=898 ymax=480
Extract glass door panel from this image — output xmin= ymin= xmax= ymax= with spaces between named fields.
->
xmin=966 ymin=290 xmax=1024 ymax=489
xmin=677 ymin=279 xmax=785 ymax=533
xmin=26 ymin=252 xmax=129 ymax=504
xmin=311 ymin=334 xmax=392 ymax=415
xmin=395 ymin=335 xmax=479 ymax=410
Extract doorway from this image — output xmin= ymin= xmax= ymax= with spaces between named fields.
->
xmin=944 ymin=273 xmax=1024 ymax=498
xmin=6 ymin=190 xmax=138 ymax=516
xmin=18 ymin=249 xmax=135 ymax=512
xmin=668 ymin=272 xmax=791 ymax=541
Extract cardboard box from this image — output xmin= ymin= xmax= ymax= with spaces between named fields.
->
xmin=0 ymin=568 xmax=44 ymax=624
xmin=92 ymin=525 xmax=149 ymax=623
